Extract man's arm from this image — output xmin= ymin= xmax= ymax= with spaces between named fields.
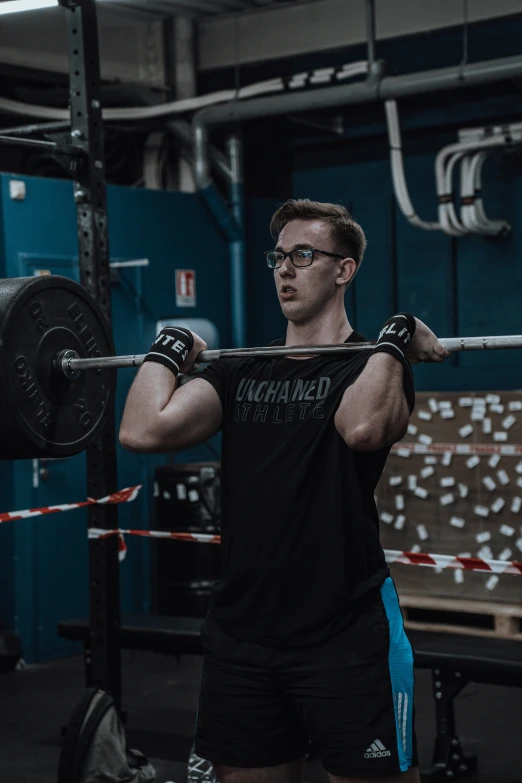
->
xmin=119 ymin=364 xmax=222 ymax=453
xmin=334 ymin=353 xmax=409 ymax=451
xmin=119 ymin=329 xmax=223 ymax=453
xmin=335 ymin=315 xmax=449 ymax=452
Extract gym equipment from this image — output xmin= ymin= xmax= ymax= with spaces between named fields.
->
xmin=3 ymin=273 xmax=522 ymax=459
xmin=0 ymin=275 xmax=115 ymax=459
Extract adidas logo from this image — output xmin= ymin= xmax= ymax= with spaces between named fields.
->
xmin=364 ymin=739 xmax=391 ymax=759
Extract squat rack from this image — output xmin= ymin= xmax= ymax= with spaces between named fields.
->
xmin=0 ymin=0 xmax=121 ymax=709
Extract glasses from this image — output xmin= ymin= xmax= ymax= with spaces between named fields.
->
xmin=265 ymin=247 xmax=345 ymax=269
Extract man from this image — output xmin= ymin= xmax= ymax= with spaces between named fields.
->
xmin=120 ymin=199 xmax=449 ymax=783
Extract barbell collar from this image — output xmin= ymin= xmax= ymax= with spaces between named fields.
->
xmin=58 ymin=334 xmax=522 ymax=376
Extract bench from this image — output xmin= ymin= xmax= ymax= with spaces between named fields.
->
xmin=58 ymin=615 xmax=522 ymax=781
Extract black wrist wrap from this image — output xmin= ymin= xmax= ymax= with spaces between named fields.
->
xmin=374 ymin=313 xmax=416 ymax=362
xmin=143 ymin=327 xmax=194 ymax=376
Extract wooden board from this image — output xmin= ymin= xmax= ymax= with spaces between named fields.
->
xmin=377 ymin=391 xmax=522 ymax=604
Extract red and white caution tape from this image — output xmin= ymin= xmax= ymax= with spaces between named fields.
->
xmin=87 ymin=527 xmax=522 ymax=575
xmin=385 ymin=549 xmax=522 ymax=576
xmin=0 ymin=485 xmax=142 ymax=525
xmin=392 ymin=442 xmax=522 ymax=457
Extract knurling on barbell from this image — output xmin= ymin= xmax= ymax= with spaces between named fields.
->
xmin=2 ymin=273 xmax=522 ymax=459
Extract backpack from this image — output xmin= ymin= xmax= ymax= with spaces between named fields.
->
xmin=57 ymin=688 xmax=156 ymax=783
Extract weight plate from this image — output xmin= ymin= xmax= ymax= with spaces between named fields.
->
xmin=0 ymin=275 xmax=116 ymax=459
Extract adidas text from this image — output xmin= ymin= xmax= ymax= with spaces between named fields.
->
xmin=364 ymin=740 xmax=391 ymax=759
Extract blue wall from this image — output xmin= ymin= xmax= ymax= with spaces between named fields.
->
xmin=245 ymin=95 xmax=522 ymax=395
xmin=0 ymin=174 xmax=229 ymax=662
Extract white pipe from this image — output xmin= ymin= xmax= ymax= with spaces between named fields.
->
xmin=435 ymin=135 xmax=513 ymax=238
xmin=461 ymin=152 xmax=510 ymax=235
xmin=439 ymin=151 xmax=468 ymax=236
xmin=0 ymin=62 xmax=368 ymax=123
xmin=384 ymin=100 xmax=439 ymax=230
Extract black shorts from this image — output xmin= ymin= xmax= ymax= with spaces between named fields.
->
xmin=194 ymin=577 xmax=417 ymax=779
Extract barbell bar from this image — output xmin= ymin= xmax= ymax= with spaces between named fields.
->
xmin=58 ymin=334 xmax=522 ymax=378
xmin=2 ymin=274 xmax=522 ymax=461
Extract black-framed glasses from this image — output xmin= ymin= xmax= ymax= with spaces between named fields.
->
xmin=265 ymin=247 xmax=345 ymax=269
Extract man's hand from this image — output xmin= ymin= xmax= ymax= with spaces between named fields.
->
xmin=181 ymin=332 xmax=208 ymax=373
xmin=405 ymin=318 xmax=450 ymax=364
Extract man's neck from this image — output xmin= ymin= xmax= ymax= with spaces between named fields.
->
xmin=285 ymin=312 xmax=353 ymax=347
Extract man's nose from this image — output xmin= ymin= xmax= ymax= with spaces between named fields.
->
xmin=278 ymin=256 xmax=294 ymax=275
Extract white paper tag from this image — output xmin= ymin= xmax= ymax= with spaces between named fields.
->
xmin=515 ymin=460 xmax=522 ymax=475
xmin=482 ymin=418 xmax=492 ymax=434
xmin=459 ymin=397 xmax=473 ymax=407
xmin=407 ymin=423 xmax=418 ymax=435
xmin=516 ymin=537 xmax=522 ymax=553
xmin=486 ymin=575 xmax=500 ymax=591
xmin=410 ymin=543 xmax=421 ymax=553
xmin=458 ymin=552 xmax=472 ymax=558
xmin=417 ymin=410 xmax=432 ymax=421
xmin=389 ymin=476 xmax=403 ymax=486
xmin=440 ymin=476 xmax=455 ymax=488
xmin=394 ymin=514 xmax=406 ymax=530
xmin=458 ymin=483 xmax=469 ymax=498
xmin=450 ymin=516 xmax=465 ymax=528
xmin=502 ymin=415 xmax=516 ymax=430
xmin=441 ymin=453 xmax=452 ymax=467
xmin=486 ymin=394 xmax=501 ymax=404
xmin=395 ymin=494 xmax=405 ymax=510
xmin=416 ymin=524 xmax=428 ymax=541
xmin=500 ymin=524 xmax=515 ymax=537
xmin=498 ymin=548 xmax=512 ymax=562
xmin=489 ymin=403 xmax=505 ymax=414
xmin=471 ymin=409 xmax=485 ymax=421
xmin=491 ymin=497 xmax=505 ymax=514
xmin=459 ymin=424 xmax=474 ymax=438
xmin=478 ymin=545 xmax=493 ymax=559
xmin=509 ymin=400 xmax=522 ymax=411
xmin=380 ymin=511 xmax=394 ymax=524
xmin=396 ymin=448 xmax=411 ymax=458
xmin=162 ymin=490 xmax=171 ymax=500
xmin=476 ymin=531 xmax=492 ymax=544
xmin=454 ymin=569 xmax=464 ymax=584
xmin=440 ymin=409 xmax=455 ymax=419
xmin=407 ymin=475 xmax=417 ymax=490
xmin=482 ymin=476 xmax=497 ymax=491
xmin=511 ymin=497 xmax=522 ymax=513
xmin=421 ymin=466 xmax=435 ymax=479
xmin=428 ymin=398 xmax=439 ymax=413
xmin=176 ymin=483 xmax=187 ymax=500
xmin=414 ymin=486 xmax=428 ymax=499
xmin=488 ymin=454 xmax=501 ymax=468
xmin=497 ymin=469 xmax=510 ymax=486
xmin=493 ymin=431 xmax=508 ymax=442
xmin=188 ymin=489 xmax=199 ymax=503
xmin=418 ymin=433 xmax=433 ymax=446
xmin=153 ymin=482 xmax=159 ymax=498
xmin=439 ymin=401 xmax=452 ymax=409
xmin=517 ymin=477 xmax=522 ymax=489
xmin=440 ymin=493 xmax=455 ymax=506
xmin=466 ymin=456 xmax=480 ymax=469
xmin=474 ymin=505 xmax=490 ymax=517
xmin=424 ymin=456 xmax=438 ymax=465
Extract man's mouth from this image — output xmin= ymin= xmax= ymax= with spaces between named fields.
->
xmin=281 ymin=286 xmax=296 ymax=298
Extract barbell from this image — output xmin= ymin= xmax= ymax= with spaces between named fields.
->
xmin=1 ymin=274 xmax=522 ymax=460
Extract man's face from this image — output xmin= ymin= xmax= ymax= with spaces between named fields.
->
xmin=274 ymin=219 xmax=349 ymax=324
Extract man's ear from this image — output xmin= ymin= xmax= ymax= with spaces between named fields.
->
xmin=337 ymin=257 xmax=357 ymax=288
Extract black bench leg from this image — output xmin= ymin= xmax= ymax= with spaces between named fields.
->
xmin=421 ymin=669 xmax=478 ymax=781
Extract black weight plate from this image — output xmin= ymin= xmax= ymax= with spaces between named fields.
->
xmin=0 ymin=275 xmax=116 ymax=459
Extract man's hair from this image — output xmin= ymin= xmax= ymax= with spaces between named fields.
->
xmin=270 ymin=199 xmax=367 ymax=268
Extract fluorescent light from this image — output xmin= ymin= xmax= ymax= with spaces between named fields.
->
xmin=0 ymin=0 xmax=58 ymax=15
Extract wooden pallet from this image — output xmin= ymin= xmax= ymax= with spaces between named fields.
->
xmin=399 ymin=593 xmax=522 ymax=640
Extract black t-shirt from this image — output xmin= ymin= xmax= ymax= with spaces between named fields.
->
xmin=198 ymin=331 xmax=415 ymax=648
